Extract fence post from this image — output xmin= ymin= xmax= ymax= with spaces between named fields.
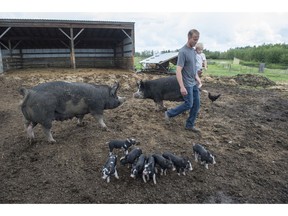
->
xmin=259 ymin=63 xmax=265 ymax=73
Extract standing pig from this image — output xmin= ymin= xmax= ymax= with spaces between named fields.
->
xmin=163 ymin=152 xmax=193 ymax=176
xmin=133 ymin=76 xmax=183 ymax=111
xmin=102 ymin=154 xmax=119 ymax=183
xmin=193 ymin=144 xmax=216 ymax=169
xmin=19 ymin=81 xmax=125 ymax=142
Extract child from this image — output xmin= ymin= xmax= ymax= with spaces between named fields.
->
xmin=195 ymin=43 xmax=207 ymax=77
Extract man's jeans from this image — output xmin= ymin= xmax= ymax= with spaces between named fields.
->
xmin=166 ymin=85 xmax=200 ymax=128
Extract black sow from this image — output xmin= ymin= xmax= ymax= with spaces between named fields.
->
xmin=19 ymin=81 xmax=125 ymax=142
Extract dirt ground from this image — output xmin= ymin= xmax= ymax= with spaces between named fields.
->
xmin=0 ymin=68 xmax=287 ymax=204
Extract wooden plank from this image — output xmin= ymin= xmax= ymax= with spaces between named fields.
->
xmin=70 ymin=28 xmax=76 ymax=69
xmin=0 ymin=47 xmax=3 ymax=73
xmin=0 ymin=27 xmax=11 ymax=39
xmin=73 ymin=28 xmax=85 ymax=40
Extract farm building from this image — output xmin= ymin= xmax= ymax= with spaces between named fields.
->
xmin=139 ymin=52 xmax=178 ymax=73
xmin=0 ymin=19 xmax=135 ymax=73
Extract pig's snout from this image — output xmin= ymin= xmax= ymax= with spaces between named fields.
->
xmin=118 ymin=96 xmax=126 ymax=104
xmin=133 ymin=92 xmax=144 ymax=99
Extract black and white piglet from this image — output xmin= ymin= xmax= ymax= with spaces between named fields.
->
xmin=107 ymin=138 xmax=138 ymax=155
xmin=162 ymin=152 xmax=193 ymax=176
xmin=193 ymin=144 xmax=216 ymax=169
xmin=120 ymin=148 xmax=142 ymax=168
xmin=101 ymin=154 xmax=119 ymax=183
xmin=130 ymin=154 xmax=146 ymax=179
xmin=152 ymin=154 xmax=174 ymax=176
xmin=142 ymin=155 xmax=157 ymax=184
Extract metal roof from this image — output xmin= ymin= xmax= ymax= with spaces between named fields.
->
xmin=0 ymin=18 xmax=134 ymax=29
xmin=140 ymin=52 xmax=178 ymax=64
xmin=0 ymin=19 xmax=134 ymax=49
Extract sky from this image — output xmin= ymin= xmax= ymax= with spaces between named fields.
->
xmin=0 ymin=0 xmax=288 ymax=52
xmin=1 ymin=12 xmax=288 ymax=52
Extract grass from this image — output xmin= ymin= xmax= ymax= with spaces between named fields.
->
xmin=134 ymin=56 xmax=146 ymax=71
xmin=134 ymin=57 xmax=288 ymax=83
xmin=205 ymin=60 xmax=288 ymax=83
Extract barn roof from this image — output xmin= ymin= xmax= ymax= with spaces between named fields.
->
xmin=0 ymin=18 xmax=134 ymax=49
xmin=140 ymin=52 xmax=178 ymax=64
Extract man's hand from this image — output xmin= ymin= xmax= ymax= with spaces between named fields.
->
xmin=180 ymin=86 xmax=187 ymax=96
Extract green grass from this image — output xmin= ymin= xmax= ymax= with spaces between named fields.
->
xmin=134 ymin=56 xmax=146 ymax=70
xmin=134 ymin=57 xmax=288 ymax=82
xmin=205 ymin=60 xmax=288 ymax=82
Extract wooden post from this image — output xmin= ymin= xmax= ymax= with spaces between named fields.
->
xmin=8 ymin=40 xmax=12 ymax=57
xmin=0 ymin=47 xmax=3 ymax=73
xmin=70 ymin=28 xmax=76 ymax=69
xmin=131 ymin=28 xmax=135 ymax=71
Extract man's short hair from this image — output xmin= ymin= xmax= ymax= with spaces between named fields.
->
xmin=188 ymin=29 xmax=200 ymax=38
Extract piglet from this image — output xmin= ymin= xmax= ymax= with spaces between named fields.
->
xmin=102 ymin=154 xmax=119 ymax=183
xmin=193 ymin=144 xmax=216 ymax=169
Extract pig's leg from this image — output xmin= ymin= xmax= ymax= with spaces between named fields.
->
xmin=93 ymin=114 xmax=107 ymax=129
xmin=153 ymin=174 xmax=157 ymax=184
xmin=142 ymin=174 xmax=147 ymax=183
xmin=25 ymin=121 xmax=37 ymax=140
xmin=41 ymin=123 xmax=56 ymax=143
xmin=164 ymin=169 xmax=167 ymax=176
xmin=155 ymin=101 xmax=167 ymax=111
xmin=76 ymin=115 xmax=85 ymax=127
xmin=194 ymin=152 xmax=198 ymax=162
xmin=114 ymin=168 xmax=119 ymax=179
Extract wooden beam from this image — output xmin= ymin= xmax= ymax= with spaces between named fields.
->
xmin=0 ymin=41 xmax=9 ymax=50
xmin=1 ymin=36 xmax=122 ymax=42
xmin=12 ymin=40 xmax=22 ymax=50
xmin=58 ymin=28 xmax=71 ymax=40
xmin=121 ymin=29 xmax=132 ymax=40
xmin=0 ymin=27 xmax=11 ymax=39
xmin=58 ymin=39 xmax=70 ymax=49
xmin=8 ymin=40 xmax=12 ymax=57
xmin=131 ymin=27 xmax=135 ymax=56
xmin=73 ymin=28 xmax=84 ymax=40
xmin=0 ymin=46 xmax=3 ymax=73
xmin=70 ymin=28 xmax=76 ymax=69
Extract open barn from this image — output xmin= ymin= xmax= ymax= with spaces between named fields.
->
xmin=0 ymin=19 xmax=135 ymax=72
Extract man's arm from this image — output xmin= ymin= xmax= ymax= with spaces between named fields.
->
xmin=176 ymin=66 xmax=187 ymax=96
xmin=195 ymin=71 xmax=202 ymax=88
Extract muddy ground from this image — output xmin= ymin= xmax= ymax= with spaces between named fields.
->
xmin=0 ymin=68 xmax=287 ymax=204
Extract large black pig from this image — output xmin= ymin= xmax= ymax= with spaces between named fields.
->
xmin=133 ymin=76 xmax=183 ymax=111
xmin=19 ymin=81 xmax=125 ymax=142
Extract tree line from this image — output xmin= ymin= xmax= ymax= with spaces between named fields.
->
xmin=205 ymin=43 xmax=288 ymax=65
xmin=135 ymin=44 xmax=288 ymax=66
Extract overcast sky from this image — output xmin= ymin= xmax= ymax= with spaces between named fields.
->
xmin=1 ymin=8 xmax=288 ymax=52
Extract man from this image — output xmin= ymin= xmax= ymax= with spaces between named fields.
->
xmin=165 ymin=29 xmax=202 ymax=132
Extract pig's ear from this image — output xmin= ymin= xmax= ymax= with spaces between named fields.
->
xmin=111 ymin=82 xmax=120 ymax=96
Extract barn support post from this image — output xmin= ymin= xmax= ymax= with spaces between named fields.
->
xmin=70 ymin=28 xmax=76 ymax=69
xmin=8 ymin=40 xmax=12 ymax=57
xmin=0 ymin=47 xmax=3 ymax=73
xmin=131 ymin=27 xmax=135 ymax=70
